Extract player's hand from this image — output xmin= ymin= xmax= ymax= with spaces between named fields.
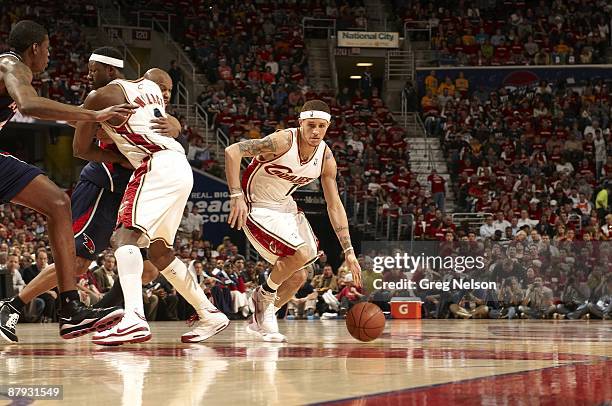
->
xmin=150 ymin=117 xmax=180 ymax=138
xmin=93 ymin=103 xmax=138 ymax=122
xmin=228 ymin=196 xmax=248 ymax=230
xmin=346 ymin=252 xmax=362 ymax=287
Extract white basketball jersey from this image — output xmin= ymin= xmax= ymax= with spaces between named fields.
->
xmin=100 ymin=78 xmax=185 ymax=168
xmin=242 ymin=128 xmax=327 ymax=211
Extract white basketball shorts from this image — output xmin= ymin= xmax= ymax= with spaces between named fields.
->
xmin=244 ymin=206 xmax=319 ymax=266
xmin=117 ymin=150 xmax=193 ymax=247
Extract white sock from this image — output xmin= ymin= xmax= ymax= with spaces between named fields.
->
xmin=115 ymin=245 xmax=145 ymax=318
xmin=161 ymin=257 xmax=218 ymax=318
xmin=266 ymin=276 xmax=280 ymax=291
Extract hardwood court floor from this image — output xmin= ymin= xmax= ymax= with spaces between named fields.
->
xmin=1 ymin=320 xmax=611 ymax=405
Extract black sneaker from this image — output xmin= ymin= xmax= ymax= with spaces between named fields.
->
xmin=59 ymin=300 xmax=124 ymax=339
xmin=0 ymin=299 xmax=21 ymax=343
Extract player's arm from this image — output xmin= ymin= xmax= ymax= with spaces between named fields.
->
xmin=320 ymin=147 xmax=362 ymax=287
xmin=72 ymin=89 xmax=131 ymax=166
xmin=2 ymin=60 xmax=136 ymax=122
xmin=225 ymin=130 xmax=293 ymax=230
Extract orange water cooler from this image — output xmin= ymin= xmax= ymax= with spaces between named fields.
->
xmin=390 ymin=297 xmax=422 ymax=319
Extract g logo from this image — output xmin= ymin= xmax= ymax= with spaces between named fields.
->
xmin=398 ymin=304 xmax=409 ymax=314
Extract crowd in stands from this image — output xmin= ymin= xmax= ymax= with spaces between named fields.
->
xmin=363 ymin=226 xmax=612 ymax=320
xmin=0 ymin=1 xmax=97 ymax=104
xmin=393 ymin=0 xmax=612 ymax=66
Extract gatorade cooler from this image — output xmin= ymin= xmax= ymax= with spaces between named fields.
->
xmin=390 ymin=297 xmax=422 ymax=319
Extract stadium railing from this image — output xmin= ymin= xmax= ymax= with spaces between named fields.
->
xmin=451 ymin=213 xmax=493 ymax=233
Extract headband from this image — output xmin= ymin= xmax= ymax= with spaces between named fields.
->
xmin=89 ymin=53 xmax=124 ymax=68
xmin=299 ymin=110 xmax=331 ymax=122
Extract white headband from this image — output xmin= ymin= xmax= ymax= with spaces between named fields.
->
xmin=89 ymin=53 xmax=124 ymax=68
xmin=299 ymin=110 xmax=331 ymax=122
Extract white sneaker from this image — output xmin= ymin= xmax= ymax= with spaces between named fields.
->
xmin=246 ymin=317 xmax=286 ymax=342
xmin=181 ymin=310 xmax=229 ymax=343
xmin=252 ymin=287 xmax=281 ymax=331
xmin=321 ymin=312 xmax=338 ymax=320
xmin=92 ymin=312 xmax=151 ymax=346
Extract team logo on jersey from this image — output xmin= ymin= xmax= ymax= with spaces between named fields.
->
xmin=82 ymin=233 xmax=96 ymax=254
xmin=313 ymin=158 xmax=318 ymax=166
xmin=269 ymin=240 xmax=278 ymax=255
xmin=264 ymin=164 xmax=314 ymax=185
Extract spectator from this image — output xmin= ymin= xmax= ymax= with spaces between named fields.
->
xmin=147 ymin=274 xmax=179 ymax=321
xmin=336 ymin=273 xmax=365 ymax=316
xmin=286 ymin=278 xmax=318 ymax=319
xmin=93 ymin=254 xmax=117 ymax=293
xmin=479 ymin=215 xmax=496 ymax=239
xmin=168 ymin=60 xmax=183 ymax=104
xmin=428 ymin=169 xmax=446 ymax=212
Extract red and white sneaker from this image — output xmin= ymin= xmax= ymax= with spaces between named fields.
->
xmin=181 ymin=310 xmax=230 ymax=343
xmin=92 ymin=313 xmax=151 ymax=346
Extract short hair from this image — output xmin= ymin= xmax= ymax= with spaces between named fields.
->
xmin=91 ymin=46 xmax=124 ymax=68
xmin=8 ymin=20 xmax=47 ymax=53
xmin=301 ymin=99 xmax=330 ymax=114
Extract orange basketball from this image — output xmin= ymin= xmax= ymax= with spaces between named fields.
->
xmin=346 ymin=302 xmax=386 ymax=342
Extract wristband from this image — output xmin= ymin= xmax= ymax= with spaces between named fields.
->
xmin=230 ymin=192 xmax=243 ymax=198
xmin=343 ymin=246 xmax=354 ymax=254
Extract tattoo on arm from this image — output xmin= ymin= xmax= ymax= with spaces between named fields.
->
xmin=339 ymin=235 xmax=352 ymax=250
xmin=334 ymin=226 xmax=349 ymax=233
xmin=238 ymin=135 xmax=276 ymax=156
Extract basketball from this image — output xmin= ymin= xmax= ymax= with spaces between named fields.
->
xmin=346 ymin=302 xmax=386 ymax=342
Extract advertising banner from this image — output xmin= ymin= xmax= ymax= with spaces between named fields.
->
xmin=338 ymin=31 xmax=399 ymax=48
xmin=187 ymin=169 xmax=231 ymax=246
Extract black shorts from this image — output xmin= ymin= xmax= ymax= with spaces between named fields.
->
xmin=72 ymin=179 xmax=123 ymax=260
xmin=0 ymin=152 xmax=45 ymax=203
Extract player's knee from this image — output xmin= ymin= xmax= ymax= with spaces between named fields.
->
xmin=293 ymin=245 xmax=316 ymax=267
xmin=110 ymin=227 xmax=140 ymax=249
xmin=148 ymin=242 xmax=174 ymax=270
xmin=75 ymin=257 xmax=91 ymax=275
xmin=45 ymin=191 xmax=71 ymax=217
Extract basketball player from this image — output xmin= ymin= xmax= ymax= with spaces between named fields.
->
xmin=0 ymin=49 xmax=187 ymax=343
xmin=72 ymin=70 xmax=228 ymax=345
xmin=225 ymin=100 xmax=362 ymax=342
xmin=0 ymin=21 xmax=136 ymax=343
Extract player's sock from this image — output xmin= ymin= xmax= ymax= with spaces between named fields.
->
xmin=10 ymin=296 xmax=26 ymax=312
xmin=160 ymin=257 xmax=217 ymax=318
xmin=114 ymin=245 xmax=145 ymax=317
xmin=262 ymin=276 xmax=280 ymax=294
xmin=59 ymin=290 xmax=80 ymax=306
xmin=93 ymin=281 xmax=124 ymax=309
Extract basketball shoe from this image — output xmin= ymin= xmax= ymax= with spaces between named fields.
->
xmin=59 ymin=300 xmax=125 ymax=339
xmin=181 ymin=309 xmax=230 ymax=343
xmin=249 ymin=287 xmax=286 ymax=342
xmin=0 ymin=298 xmax=21 ymax=343
xmin=92 ymin=311 xmax=151 ymax=346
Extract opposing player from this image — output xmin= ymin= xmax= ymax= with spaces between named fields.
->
xmin=225 ymin=100 xmax=362 ymax=341
xmin=0 ymin=21 xmax=136 ymax=343
xmin=71 ymin=69 xmax=228 ymax=345
xmin=0 ymin=49 xmax=186 ymax=343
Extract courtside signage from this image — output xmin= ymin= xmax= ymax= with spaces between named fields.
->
xmin=338 ymin=31 xmax=399 ymax=48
